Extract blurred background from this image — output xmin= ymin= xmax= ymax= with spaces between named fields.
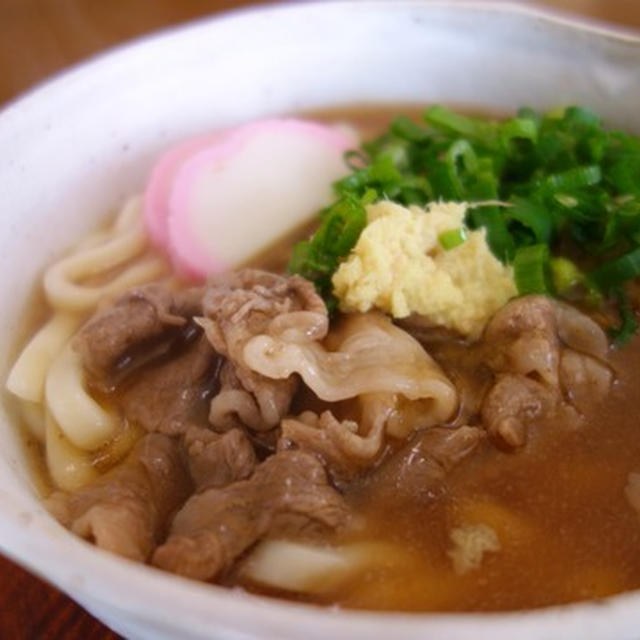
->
xmin=0 ymin=0 xmax=638 ymax=638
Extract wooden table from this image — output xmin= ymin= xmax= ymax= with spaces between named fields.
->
xmin=0 ymin=1 xmax=638 ymax=638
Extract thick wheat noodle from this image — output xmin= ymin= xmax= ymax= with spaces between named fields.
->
xmin=43 ymin=197 xmax=167 ymax=313
xmin=5 ymin=197 xmax=170 ymax=489
xmin=113 ymin=196 xmax=141 ymax=231
xmin=45 ymin=340 xmax=120 ymax=450
xmin=45 ymin=411 xmax=99 ymax=492
xmin=6 ymin=313 xmax=81 ymax=405
xmin=7 ymin=198 xmax=164 ymax=445
xmin=19 ymin=399 xmax=46 ymax=442
xmin=44 ymin=241 xmax=166 ymax=312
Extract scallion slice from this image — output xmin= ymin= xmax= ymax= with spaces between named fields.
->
xmin=424 ymin=105 xmax=493 ymax=142
xmin=513 ymin=244 xmax=553 ymax=295
xmin=543 ymin=165 xmax=602 ymax=193
xmin=590 ymin=247 xmax=640 ymax=291
xmin=550 ymin=257 xmax=583 ymax=293
xmin=439 ymin=227 xmax=468 ymax=250
xmin=499 ymin=117 xmax=538 ymax=147
xmin=390 ymin=115 xmax=430 ymax=143
xmin=507 ymin=197 xmax=552 ymax=244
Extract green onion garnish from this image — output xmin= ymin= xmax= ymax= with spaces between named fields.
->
xmin=513 ymin=244 xmax=553 ymax=295
xmin=590 ymin=247 xmax=640 ymax=291
xmin=439 ymin=227 xmax=468 ymax=250
xmin=287 ymin=194 xmax=367 ymax=307
xmin=550 ymin=257 xmax=583 ymax=294
xmin=289 ymin=104 xmax=640 ymax=341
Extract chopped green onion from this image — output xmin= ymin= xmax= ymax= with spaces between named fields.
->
xmin=553 ymin=194 xmax=578 ymax=208
xmin=507 ymin=197 xmax=552 ymax=244
xmin=549 ymin=256 xmax=601 ymax=304
xmin=439 ymin=227 xmax=468 ymax=250
xmin=499 ymin=117 xmax=538 ymax=147
xmin=513 ymin=244 xmax=553 ymax=295
xmin=361 ymin=188 xmax=378 ymax=205
xmin=289 ymin=104 xmax=640 ymax=340
xmin=445 ymin=140 xmax=478 ymax=198
xmin=390 ymin=115 xmax=430 ymax=143
xmin=446 ymin=139 xmax=479 ymax=175
xmin=517 ymin=106 xmax=542 ymax=125
xmin=467 ymin=205 xmax=515 ymax=262
xmin=542 ymin=165 xmax=602 ymax=193
xmin=287 ymin=194 xmax=367 ymax=304
xmin=549 ymin=257 xmax=604 ymax=306
xmin=563 ymin=105 xmax=601 ymax=128
xmin=589 ymin=247 xmax=640 ymax=291
xmin=550 ymin=257 xmax=583 ymax=293
xmin=424 ymin=105 xmax=494 ymax=142
xmin=368 ymin=153 xmax=404 ymax=186
xmin=288 ymin=240 xmax=312 ymax=275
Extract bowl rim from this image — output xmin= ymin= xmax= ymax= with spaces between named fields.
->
xmin=2 ymin=0 xmax=640 ymax=118
xmin=2 ymin=1 xmax=640 ymax=638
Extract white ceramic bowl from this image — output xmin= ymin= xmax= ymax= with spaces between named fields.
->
xmin=2 ymin=2 xmax=640 ymax=638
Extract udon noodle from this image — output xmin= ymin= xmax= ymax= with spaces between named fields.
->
xmin=7 ymin=197 xmax=167 ymax=490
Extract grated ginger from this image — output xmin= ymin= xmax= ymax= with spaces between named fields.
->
xmin=332 ymin=200 xmax=517 ymax=339
xmin=447 ymin=523 xmax=501 ymax=574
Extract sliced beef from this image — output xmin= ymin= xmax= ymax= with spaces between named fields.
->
xmin=182 ymin=425 xmax=256 ymax=492
xmin=279 ymin=411 xmax=382 ymax=486
xmin=74 ymin=284 xmax=203 ymax=392
xmin=47 ymin=434 xmax=192 ymax=562
xmin=119 ymin=334 xmax=220 ymax=435
xmin=75 ymin=272 xmax=328 ymax=438
xmin=554 ymin=300 xmax=609 ymax=359
xmin=208 ymin=359 xmax=297 ymax=433
xmin=416 ymin=425 xmax=485 ymax=470
xmin=278 ymin=394 xmax=395 ymax=485
xmin=484 ymin=295 xmax=560 ymax=386
xmin=480 ymin=295 xmax=613 ymax=449
xmin=202 ymin=269 xmax=327 ymax=349
xmin=366 ymin=426 xmax=485 ymax=498
xmin=559 ymin=349 xmax=613 ymax=414
xmin=152 ymin=450 xmax=351 ymax=581
xmin=199 ymin=269 xmax=328 ymax=432
xmin=481 ymin=374 xmax=562 ymax=448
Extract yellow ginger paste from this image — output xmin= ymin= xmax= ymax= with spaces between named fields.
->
xmin=332 ymin=200 xmax=517 ymax=339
